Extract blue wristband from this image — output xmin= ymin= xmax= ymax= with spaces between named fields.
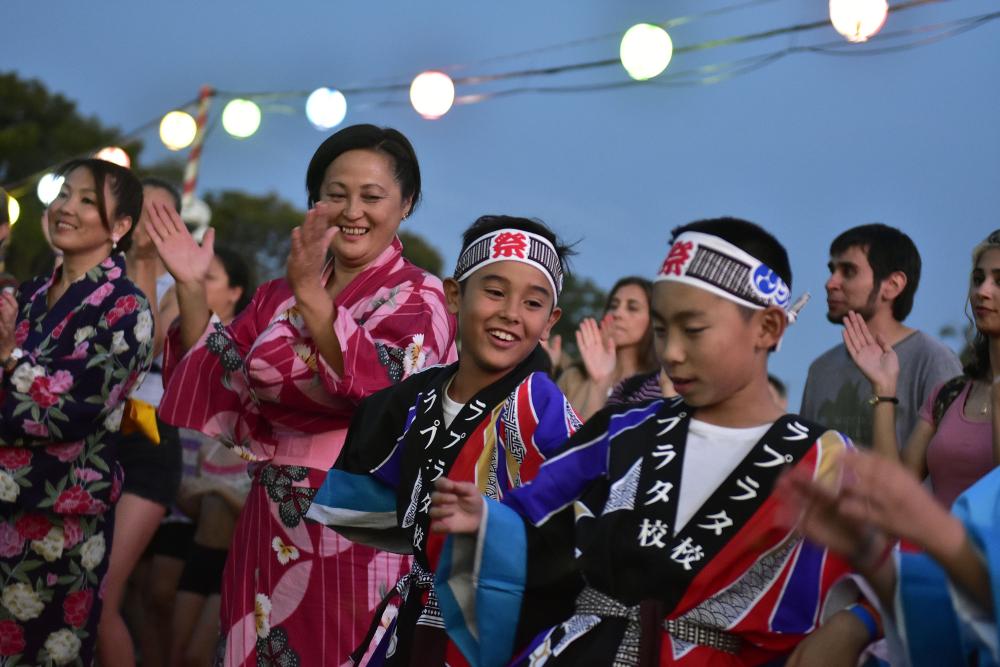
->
xmin=847 ymin=603 xmax=879 ymax=642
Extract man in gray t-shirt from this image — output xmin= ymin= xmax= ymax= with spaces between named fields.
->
xmin=801 ymin=224 xmax=961 ymax=448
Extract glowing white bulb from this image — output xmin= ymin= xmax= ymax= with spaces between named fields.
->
xmin=306 ymin=88 xmax=348 ymax=130
xmin=222 ymin=99 xmax=262 ymax=139
xmin=160 ymin=111 xmax=197 ymax=151
xmin=37 ymin=173 xmax=65 ymax=206
xmin=95 ymin=146 xmax=131 ymax=168
xmin=7 ymin=195 xmax=19 ymax=226
xmin=409 ymin=71 xmax=455 ymax=119
xmin=620 ymin=23 xmax=674 ymax=81
xmin=830 ymin=0 xmax=889 ymax=43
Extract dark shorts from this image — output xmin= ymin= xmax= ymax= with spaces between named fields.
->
xmin=177 ymin=543 xmax=229 ymax=596
xmin=117 ymin=417 xmax=182 ymax=507
xmin=147 ymin=520 xmax=196 ymax=560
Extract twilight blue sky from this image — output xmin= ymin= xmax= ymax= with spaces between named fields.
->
xmin=4 ymin=0 xmax=999 ymax=405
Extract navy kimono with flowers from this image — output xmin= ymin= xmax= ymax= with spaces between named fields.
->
xmin=0 ymin=254 xmax=152 ymax=666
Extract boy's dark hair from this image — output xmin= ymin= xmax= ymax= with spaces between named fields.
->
xmin=0 ymin=188 xmax=8 ymax=225
xmin=213 ymin=245 xmax=255 ymax=316
xmin=669 ymin=217 xmax=792 ymax=290
xmin=141 ymin=177 xmax=182 ymax=213
xmin=306 ymin=124 xmax=421 ymax=211
xmin=456 ymin=215 xmax=575 ymax=282
xmin=58 ymin=158 xmax=143 ymax=253
xmin=829 ymin=223 xmax=921 ymax=322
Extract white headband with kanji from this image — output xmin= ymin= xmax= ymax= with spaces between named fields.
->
xmin=453 ymin=228 xmax=564 ymax=303
xmin=655 ymin=231 xmax=806 ymax=321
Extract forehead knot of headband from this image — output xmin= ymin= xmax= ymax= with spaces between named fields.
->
xmin=656 ymin=231 xmax=809 ymax=323
xmin=454 ymin=228 xmax=564 ymax=303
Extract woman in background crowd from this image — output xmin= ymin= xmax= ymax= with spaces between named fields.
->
xmin=558 ymin=276 xmax=658 ymax=419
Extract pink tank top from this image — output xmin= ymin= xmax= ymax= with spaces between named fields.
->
xmin=923 ymin=381 xmax=995 ymax=509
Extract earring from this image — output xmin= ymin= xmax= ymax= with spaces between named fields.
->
xmin=112 ymin=237 xmax=120 ymax=251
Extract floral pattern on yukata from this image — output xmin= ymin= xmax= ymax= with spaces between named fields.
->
xmin=260 ymin=465 xmax=317 ymax=529
xmin=0 ymin=253 xmax=153 ymax=666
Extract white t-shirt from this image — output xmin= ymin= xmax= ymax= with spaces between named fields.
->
xmin=442 ymin=380 xmax=465 ymax=429
xmin=675 ymin=419 xmax=773 ymax=533
xmin=129 ymin=271 xmax=176 ymax=407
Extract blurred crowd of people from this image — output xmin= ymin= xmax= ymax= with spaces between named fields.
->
xmin=0 ymin=126 xmax=996 ymax=667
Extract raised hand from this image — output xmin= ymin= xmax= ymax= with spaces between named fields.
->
xmin=287 ymin=204 xmax=338 ymax=300
xmin=0 ymin=290 xmax=17 ymax=359
xmin=430 ymin=477 xmax=485 ymax=535
xmin=835 ymin=449 xmax=962 ymax=554
xmin=145 ymin=200 xmax=215 ymax=286
xmin=842 ymin=310 xmax=898 ymax=394
xmin=540 ymin=333 xmax=563 ymax=371
xmin=576 ymin=315 xmax=616 ymax=383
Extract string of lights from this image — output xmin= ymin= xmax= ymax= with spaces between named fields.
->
xmin=5 ymin=0 xmax=997 ymax=225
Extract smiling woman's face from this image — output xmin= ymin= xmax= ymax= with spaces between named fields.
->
xmin=47 ymin=167 xmax=119 ymax=256
xmin=317 ymin=149 xmax=411 ymax=271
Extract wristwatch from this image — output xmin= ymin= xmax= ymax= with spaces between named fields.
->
xmin=868 ymin=395 xmax=899 ymax=406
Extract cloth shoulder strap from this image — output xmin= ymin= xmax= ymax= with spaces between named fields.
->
xmin=932 ymin=375 xmax=969 ymax=426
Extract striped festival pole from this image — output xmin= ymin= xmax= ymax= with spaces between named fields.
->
xmin=181 ymin=85 xmax=215 ymax=211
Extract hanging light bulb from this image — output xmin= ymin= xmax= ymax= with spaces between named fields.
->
xmin=305 ymin=87 xmax=348 ymax=130
xmin=95 ymin=146 xmax=131 ymax=168
xmin=222 ymin=99 xmax=262 ymax=139
xmin=829 ymin=0 xmax=889 ymax=43
xmin=7 ymin=195 xmax=19 ymax=227
xmin=409 ymin=71 xmax=455 ymax=119
xmin=159 ymin=111 xmax=197 ymax=151
xmin=620 ymin=23 xmax=674 ymax=81
xmin=37 ymin=173 xmax=65 ymax=206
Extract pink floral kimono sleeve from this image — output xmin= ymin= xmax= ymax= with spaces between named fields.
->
xmin=160 ymin=283 xmax=278 ymax=457
xmin=160 ymin=245 xmax=458 ymax=463
xmin=316 ymin=277 xmax=457 ymax=405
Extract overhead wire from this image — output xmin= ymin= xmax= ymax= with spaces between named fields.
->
xmin=4 ymin=0 xmax=997 ymax=194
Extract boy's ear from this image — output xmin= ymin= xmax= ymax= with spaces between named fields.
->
xmin=541 ymin=306 xmax=562 ymax=341
xmin=756 ymin=306 xmax=787 ymax=351
xmin=443 ymin=278 xmax=461 ymax=316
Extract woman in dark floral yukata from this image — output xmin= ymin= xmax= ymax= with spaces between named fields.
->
xmin=0 ymin=158 xmax=153 ymax=665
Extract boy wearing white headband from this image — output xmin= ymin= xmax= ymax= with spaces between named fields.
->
xmin=307 ymin=215 xmax=582 ymax=665
xmin=431 ymin=218 xmax=865 ymax=666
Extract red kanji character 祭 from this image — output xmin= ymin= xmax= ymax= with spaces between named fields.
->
xmin=492 ymin=232 xmax=529 ymax=259
xmin=660 ymin=240 xmax=693 ymax=276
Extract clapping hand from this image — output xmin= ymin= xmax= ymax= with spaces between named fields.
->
xmin=287 ymin=203 xmax=338 ymax=300
xmin=430 ymin=478 xmax=485 ymax=535
xmin=145 ymin=201 xmax=215 ymax=286
xmin=576 ymin=315 xmax=616 ymax=383
xmin=843 ymin=311 xmax=898 ymax=395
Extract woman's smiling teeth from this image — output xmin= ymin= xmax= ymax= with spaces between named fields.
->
xmin=339 ymin=226 xmax=369 ymax=236
xmin=488 ymin=329 xmax=516 ymax=342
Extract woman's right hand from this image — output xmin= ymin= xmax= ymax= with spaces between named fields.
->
xmin=145 ymin=201 xmax=215 ymax=287
xmin=0 ymin=290 xmax=17 ymax=359
xmin=842 ymin=310 xmax=898 ymax=395
xmin=430 ymin=478 xmax=485 ymax=535
xmin=576 ymin=315 xmax=617 ymax=383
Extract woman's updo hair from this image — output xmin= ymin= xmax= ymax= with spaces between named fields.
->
xmin=58 ymin=158 xmax=143 ymax=253
xmin=305 ymin=124 xmax=421 ymax=212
